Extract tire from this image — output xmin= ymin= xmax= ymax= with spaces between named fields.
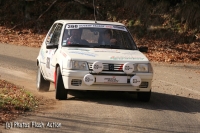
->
xmin=55 ymin=66 xmax=68 ymax=100
xmin=137 ymin=90 xmax=151 ymax=102
xmin=36 ymin=67 xmax=50 ymax=92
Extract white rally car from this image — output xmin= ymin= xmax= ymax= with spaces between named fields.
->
xmin=36 ymin=20 xmax=153 ymax=102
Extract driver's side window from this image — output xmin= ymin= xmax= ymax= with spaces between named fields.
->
xmin=46 ymin=24 xmax=57 ymax=43
xmin=46 ymin=23 xmax=63 ymax=45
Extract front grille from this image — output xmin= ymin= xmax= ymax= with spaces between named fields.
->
xmin=88 ymin=63 xmax=123 ymax=71
xmin=71 ymin=79 xmax=82 ymax=86
xmin=139 ymin=82 xmax=148 ymax=88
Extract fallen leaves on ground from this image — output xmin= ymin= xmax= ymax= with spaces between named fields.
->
xmin=136 ymin=39 xmax=200 ymax=64
xmin=0 ymin=79 xmax=39 ymax=125
xmin=0 ymin=26 xmax=45 ymax=48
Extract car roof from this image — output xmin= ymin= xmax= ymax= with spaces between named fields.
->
xmin=54 ymin=20 xmax=125 ymax=26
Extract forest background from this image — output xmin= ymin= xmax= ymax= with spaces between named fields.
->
xmin=0 ymin=0 xmax=199 ymax=63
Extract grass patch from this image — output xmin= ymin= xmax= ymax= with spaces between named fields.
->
xmin=0 ymin=80 xmax=39 ymax=111
xmin=0 ymin=79 xmax=40 ymax=124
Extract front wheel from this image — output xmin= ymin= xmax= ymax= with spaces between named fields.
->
xmin=55 ymin=66 xmax=68 ymax=100
xmin=137 ymin=90 xmax=151 ymax=102
xmin=36 ymin=67 xmax=50 ymax=92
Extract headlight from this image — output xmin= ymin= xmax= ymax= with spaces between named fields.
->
xmin=72 ymin=61 xmax=88 ymax=70
xmin=136 ymin=64 xmax=148 ymax=72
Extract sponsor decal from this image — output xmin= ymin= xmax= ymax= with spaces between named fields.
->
xmin=94 ymin=64 xmax=102 ymax=69
xmin=130 ymin=76 xmax=141 ymax=86
xmin=125 ymin=65 xmax=133 ymax=70
xmin=110 ymin=56 xmax=144 ymax=60
xmin=93 ymin=48 xmax=120 ymax=53
xmin=62 ymin=40 xmax=67 ymax=46
xmin=95 ymin=24 xmax=104 ymax=28
xmin=122 ymin=51 xmax=141 ymax=55
xmin=133 ymin=79 xmax=140 ymax=83
xmin=92 ymin=61 xmax=103 ymax=73
xmin=60 ymin=50 xmax=67 ymax=58
xmin=96 ymin=76 xmax=127 ymax=83
xmin=123 ymin=62 xmax=134 ymax=74
xmin=104 ymin=77 xmax=119 ymax=83
xmin=62 ymin=53 xmax=67 ymax=58
xmin=69 ymin=51 xmax=97 ymax=57
xmin=40 ymin=49 xmax=45 ymax=59
xmin=94 ymin=50 xmax=120 ymax=53
xmin=48 ymin=49 xmax=56 ymax=56
xmin=85 ymin=77 xmax=94 ymax=82
xmin=79 ymin=24 xmax=93 ymax=28
xmin=68 ymin=48 xmax=89 ymax=51
xmin=83 ymin=74 xmax=95 ymax=85
xmin=105 ymin=25 xmax=113 ymax=28
xmin=66 ymin=24 xmax=127 ymax=31
xmin=46 ymin=57 xmax=50 ymax=69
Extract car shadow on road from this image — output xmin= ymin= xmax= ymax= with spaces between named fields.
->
xmin=68 ymin=90 xmax=200 ymax=113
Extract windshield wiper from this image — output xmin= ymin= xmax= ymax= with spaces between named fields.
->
xmin=65 ymin=44 xmax=90 ymax=47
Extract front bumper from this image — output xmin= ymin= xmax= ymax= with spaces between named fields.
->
xmin=62 ymin=69 xmax=153 ymax=92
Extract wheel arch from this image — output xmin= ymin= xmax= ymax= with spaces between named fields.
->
xmin=36 ymin=57 xmax=47 ymax=80
xmin=55 ymin=63 xmax=60 ymax=72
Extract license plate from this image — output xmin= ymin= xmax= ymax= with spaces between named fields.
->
xmin=96 ymin=76 xmax=127 ymax=83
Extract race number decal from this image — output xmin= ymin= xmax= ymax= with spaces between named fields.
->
xmin=66 ymin=24 xmax=79 ymax=29
xmin=46 ymin=57 xmax=50 ymax=69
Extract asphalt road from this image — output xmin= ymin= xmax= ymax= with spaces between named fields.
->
xmin=0 ymin=43 xmax=200 ymax=133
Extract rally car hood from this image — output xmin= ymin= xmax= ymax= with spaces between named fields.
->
xmin=61 ymin=47 xmax=149 ymax=63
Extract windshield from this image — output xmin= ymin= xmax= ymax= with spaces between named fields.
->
xmin=62 ymin=24 xmax=137 ymax=50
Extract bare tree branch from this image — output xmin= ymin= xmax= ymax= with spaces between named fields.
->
xmin=10 ymin=0 xmax=61 ymax=30
xmin=37 ymin=0 xmax=58 ymax=20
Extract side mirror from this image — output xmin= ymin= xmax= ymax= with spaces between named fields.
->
xmin=138 ymin=46 xmax=148 ymax=53
xmin=46 ymin=43 xmax=58 ymax=49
